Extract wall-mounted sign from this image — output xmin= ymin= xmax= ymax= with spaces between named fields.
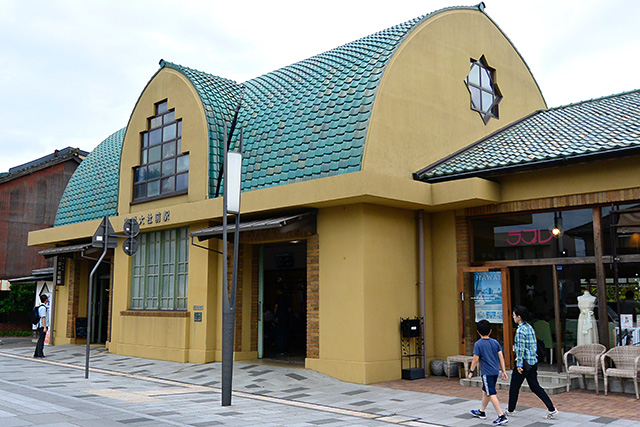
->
xmin=500 ymin=229 xmax=554 ymax=246
xmin=54 ymin=256 xmax=65 ymax=286
xmin=194 ymin=312 xmax=202 ymax=322
xmin=193 ymin=305 xmax=203 ymax=311
xmin=129 ymin=210 xmax=171 ymax=227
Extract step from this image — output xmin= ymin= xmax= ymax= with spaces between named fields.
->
xmin=459 ymin=372 xmax=582 ymax=395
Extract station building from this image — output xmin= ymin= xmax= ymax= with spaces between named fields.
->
xmin=29 ymin=4 xmax=640 ymax=384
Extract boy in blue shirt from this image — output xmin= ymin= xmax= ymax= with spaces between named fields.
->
xmin=469 ymin=319 xmax=508 ymax=425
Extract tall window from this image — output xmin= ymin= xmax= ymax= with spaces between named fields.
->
xmin=465 ymin=56 xmax=502 ymax=124
xmin=131 ymin=227 xmax=189 ymax=310
xmin=133 ymin=100 xmax=189 ymax=202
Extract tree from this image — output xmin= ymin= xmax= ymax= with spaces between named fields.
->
xmin=0 ymin=282 xmax=36 ymax=314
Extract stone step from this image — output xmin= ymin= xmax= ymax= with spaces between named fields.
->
xmin=459 ymin=372 xmax=584 ymax=395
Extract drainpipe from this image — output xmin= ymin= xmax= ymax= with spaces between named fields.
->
xmin=417 ymin=210 xmax=427 ymax=375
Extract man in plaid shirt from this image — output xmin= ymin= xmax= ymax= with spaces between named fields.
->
xmin=507 ymin=306 xmax=558 ymax=420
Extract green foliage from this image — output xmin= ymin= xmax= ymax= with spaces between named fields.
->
xmin=0 ymin=330 xmax=32 ymax=337
xmin=0 ymin=283 xmax=36 ymax=314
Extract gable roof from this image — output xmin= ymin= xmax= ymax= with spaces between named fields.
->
xmin=414 ymin=89 xmax=640 ymax=183
xmin=55 ymin=128 xmax=126 ymax=226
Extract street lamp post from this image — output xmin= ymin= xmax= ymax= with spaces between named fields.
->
xmin=221 ymin=127 xmax=243 ymax=406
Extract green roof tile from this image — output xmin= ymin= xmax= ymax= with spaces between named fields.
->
xmin=415 ymin=89 xmax=640 ymax=182
xmin=55 ymin=128 xmax=125 ymax=226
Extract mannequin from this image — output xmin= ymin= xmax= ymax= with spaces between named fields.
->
xmin=577 ymin=290 xmax=598 ymax=345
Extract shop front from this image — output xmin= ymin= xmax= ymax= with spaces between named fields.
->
xmin=459 ymin=202 xmax=640 ymax=372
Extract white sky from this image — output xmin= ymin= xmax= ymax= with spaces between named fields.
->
xmin=1 ymin=0 xmax=639 ymax=173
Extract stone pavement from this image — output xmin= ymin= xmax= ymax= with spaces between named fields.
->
xmin=0 ymin=343 xmax=639 ymax=426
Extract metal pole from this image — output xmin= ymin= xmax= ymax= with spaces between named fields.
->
xmin=221 ymin=125 xmax=234 ymax=406
xmin=609 ymin=206 xmax=623 ymax=345
xmin=417 ymin=210 xmax=427 ymax=375
xmin=85 ymin=216 xmax=108 ymax=379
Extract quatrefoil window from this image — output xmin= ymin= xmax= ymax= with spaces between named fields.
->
xmin=465 ymin=56 xmax=502 ymax=124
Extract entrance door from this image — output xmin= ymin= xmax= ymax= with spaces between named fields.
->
xmin=258 ymin=241 xmax=307 ymax=362
xmin=90 ymin=271 xmax=110 ymax=344
xmin=459 ymin=267 xmax=513 ymax=368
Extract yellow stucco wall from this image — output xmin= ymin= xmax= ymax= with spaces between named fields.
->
xmin=430 ymin=211 xmax=460 ymax=360
xmin=308 ymin=203 xmax=419 ymax=384
xmin=499 ymin=157 xmax=640 ymax=202
xmin=365 ymin=8 xmax=546 ymax=178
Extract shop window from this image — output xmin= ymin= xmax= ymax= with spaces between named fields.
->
xmin=132 ymin=100 xmax=189 ymax=202
xmin=465 ymin=56 xmax=502 ymax=124
xmin=131 ymin=227 xmax=189 ymax=310
xmin=471 ymin=208 xmax=594 ymax=261
xmin=601 ymin=203 xmax=640 ymax=256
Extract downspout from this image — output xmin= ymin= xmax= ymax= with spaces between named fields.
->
xmin=417 ymin=210 xmax=427 ymax=375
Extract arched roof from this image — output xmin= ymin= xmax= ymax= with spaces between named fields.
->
xmin=56 ymin=5 xmax=487 ymax=225
xmin=54 ymin=128 xmax=125 ymax=226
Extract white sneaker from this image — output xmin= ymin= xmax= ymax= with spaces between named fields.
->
xmin=506 ymin=410 xmax=516 ymax=416
xmin=545 ymin=409 xmax=558 ymax=419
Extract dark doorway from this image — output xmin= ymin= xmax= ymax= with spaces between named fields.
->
xmin=261 ymin=241 xmax=306 ymax=362
xmin=90 ymin=264 xmax=110 ymax=344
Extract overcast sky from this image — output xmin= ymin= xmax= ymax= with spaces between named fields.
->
xmin=1 ymin=0 xmax=639 ymax=173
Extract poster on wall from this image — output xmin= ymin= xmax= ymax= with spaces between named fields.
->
xmin=474 ymin=271 xmax=503 ymax=324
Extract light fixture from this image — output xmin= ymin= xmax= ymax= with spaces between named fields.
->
xmin=551 ymin=227 xmax=562 ymax=237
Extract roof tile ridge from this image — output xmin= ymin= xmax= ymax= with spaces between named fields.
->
xmin=545 ymin=88 xmax=640 ymax=112
xmin=241 ymin=5 xmax=479 ymax=86
xmin=159 ymin=59 xmax=240 ymax=86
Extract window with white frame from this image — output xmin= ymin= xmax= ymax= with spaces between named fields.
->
xmin=131 ymin=227 xmax=189 ymax=310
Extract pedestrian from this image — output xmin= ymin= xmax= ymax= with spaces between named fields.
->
xmin=33 ymin=294 xmax=49 ymax=358
xmin=507 ymin=306 xmax=558 ymax=419
xmin=469 ymin=319 xmax=509 ymax=425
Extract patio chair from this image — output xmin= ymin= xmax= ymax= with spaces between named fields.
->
xmin=533 ymin=319 xmax=555 ymax=364
xmin=563 ymin=343 xmax=605 ymax=393
xmin=601 ymin=345 xmax=640 ymax=399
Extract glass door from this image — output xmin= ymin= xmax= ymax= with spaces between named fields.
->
xmin=459 ymin=267 xmax=513 ymax=368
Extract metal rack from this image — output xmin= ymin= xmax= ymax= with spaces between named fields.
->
xmin=400 ymin=316 xmax=425 ymax=380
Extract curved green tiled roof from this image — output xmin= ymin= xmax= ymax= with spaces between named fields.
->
xmin=235 ymin=14 xmax=427 ymax=191
xmin=54 ymin=128 xmax=126 ymax=226
xmin=56 ymin=6 xmax=487 ymax=225
xmin=415 ymin=89 xmax=640 ymax=183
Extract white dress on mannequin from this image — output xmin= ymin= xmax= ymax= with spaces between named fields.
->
xmin=577 ymin=291 xmax=598 ymax=345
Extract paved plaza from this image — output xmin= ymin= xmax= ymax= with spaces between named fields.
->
xmin=0 ymin=342 xmax=638 ymax=426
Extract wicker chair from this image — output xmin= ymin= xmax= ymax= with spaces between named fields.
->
xmin=601 ymin=345 xmax=640 ymax=399
xmin=563 ymin=344 xmax=605 ymax=393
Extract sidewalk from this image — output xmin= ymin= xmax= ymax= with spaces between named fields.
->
xmin=0 ymin=344 xmax=638 ymax=426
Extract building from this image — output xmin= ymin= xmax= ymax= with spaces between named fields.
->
xmin=29 ymin=5 xmax=640 ymax=384
xmin=0 ymin=147 xmax=87 ymax=329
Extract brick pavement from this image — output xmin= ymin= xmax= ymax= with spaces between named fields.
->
xmin=1 ymin=342 xmax=639 ymax=426
xmin=376 ymin=376 xmax=640 ymax=422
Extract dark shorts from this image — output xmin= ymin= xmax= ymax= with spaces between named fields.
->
xmin=481 ymin=374 xmax=498 ymax=396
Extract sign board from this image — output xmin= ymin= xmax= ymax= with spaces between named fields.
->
xmin=54 ymin=256 xmax=65 ymax=286
xmin=92 ymin=217 xmax=118 ymax=249
xmin=474 ymin=271 xmax=503 ymax=324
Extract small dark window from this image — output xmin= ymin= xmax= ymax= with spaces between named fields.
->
xmin=465 ymin=56 xmax=502 ymax=124
xmin=133 ymin=100 xmax=189 ymax=202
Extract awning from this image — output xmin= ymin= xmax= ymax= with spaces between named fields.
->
xmin=9 ymin=267 xmax=54 ymax=284
xmin=191 ymin=212 xmax=315 ymax=241
xmin=615 ymin=207 xmax=640 ymax=235
xmin=38 ymin=243 xmax=92 ymax=258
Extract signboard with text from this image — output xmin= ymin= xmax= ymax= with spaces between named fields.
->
xmin=474 ymin=271 xmax=503 ymax=324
